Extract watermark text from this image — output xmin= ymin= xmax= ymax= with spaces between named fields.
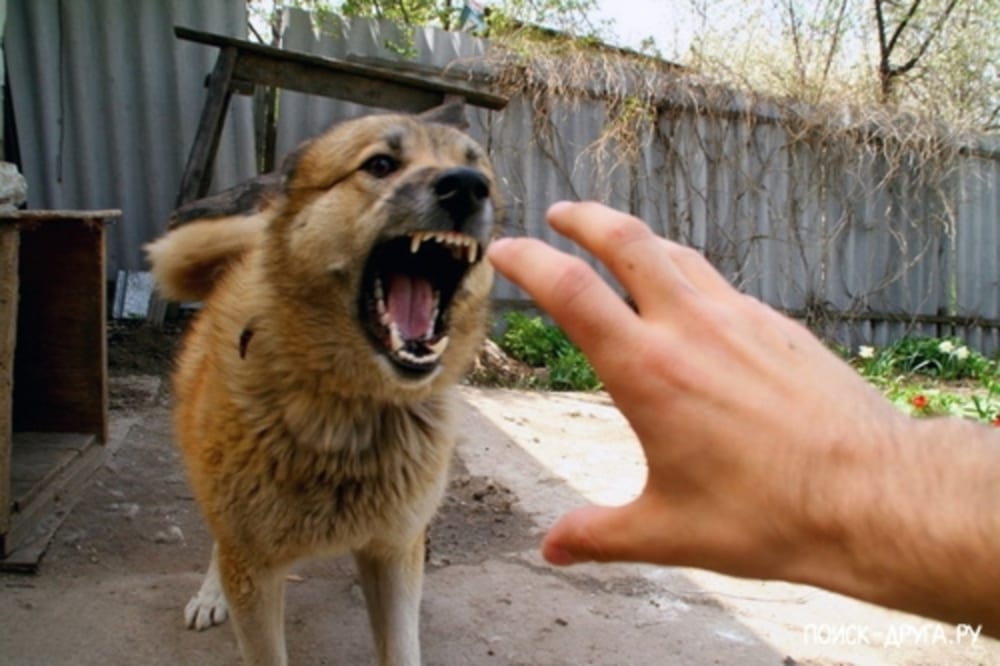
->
xmin=802 ymin=622 xmax=983 ymax=648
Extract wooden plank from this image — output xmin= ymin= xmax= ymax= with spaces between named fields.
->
xmin=9 ymin=432 xmax=93 ymax=513
xmin=1 ymin=432 xmax=103 ymax=570
xmin=12 ymin=219 xmax=108 ymax=441
xmin=153 ymin=46 xmax=240 ymax=324
xmin=176 ymin=46 xmax=239 ymax=205
xmin=234 ymin=51 xmax=444 ymax=113
xmin=175 ymin=25 xmax=507 ymax=111
xmin=0 ymin=226 xmax=18 ymax=541
xmin=10 ymin=435 xmax=85 ymax=518
xmin=0 ymin=209 xmax=121 ymax=222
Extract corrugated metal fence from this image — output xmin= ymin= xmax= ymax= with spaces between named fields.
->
xmin=7 ymin=3 xmax=1000 ymax=353
xmin=6 ymin=0 xmax=256 ymax=276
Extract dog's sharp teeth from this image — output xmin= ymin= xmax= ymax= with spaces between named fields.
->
xmin=466 ymin=242 xmax=477 ymax=263
xmin=410 ymin=233 xmax=424 ymax=254
xmin=389 ymin=322 xmax=404 ymax=352
xmin=426 ymin=335 xmax=449 ymax=357
xmin=396 ymin=348 xmax=418 ymax=364
xmin=428 ymin=295 xmax=439 ymax=334
xmin=376 ymin=279 xmax=390 ymax=326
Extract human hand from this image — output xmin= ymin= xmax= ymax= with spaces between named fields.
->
xmin=487 ymin=201 xmax=907 ymax=581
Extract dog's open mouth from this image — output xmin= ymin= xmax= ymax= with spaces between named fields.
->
xmin=361 ymin=230 xmax=483 ymax=376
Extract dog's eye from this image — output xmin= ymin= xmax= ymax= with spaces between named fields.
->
xmin=361 ymin=154 xmax=400 ymax=179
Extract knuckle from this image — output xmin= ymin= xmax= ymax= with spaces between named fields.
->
xmin=550 ymin=255 xmax=598 ymax=306
xmin=603 ymin=213 xmax=653 ymax=248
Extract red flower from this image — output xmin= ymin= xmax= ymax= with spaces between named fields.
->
xmin=992 ymin=415 xmax=1000 ymax=427
xmin=910 ymin=394 xmax=929 ymax=409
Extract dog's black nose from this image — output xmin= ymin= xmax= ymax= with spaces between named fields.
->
xmin=434 ymin=167 xmax=490 ymax=224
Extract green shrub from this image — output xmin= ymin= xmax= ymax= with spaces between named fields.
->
xmin=498 ymin=311 xmax=571 ymax=367
xmin=498 ymin=311 xmax=602 ymax=391
xmin=548 ymin=347 xmax=602 ymax=391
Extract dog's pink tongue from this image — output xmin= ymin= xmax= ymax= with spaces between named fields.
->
xmin=387 ymin=274 xmax=435 ymax=340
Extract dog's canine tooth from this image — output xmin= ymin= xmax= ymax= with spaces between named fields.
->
xmin=428 ymin=292 xmax=440 ymax=333
xmin=410 ymin=233 xmax=423 ymax=254
xmin=375 ymin=278 xmax=392 ymax=326
xmin=466 ymin=242 xmax=477 ymax=264
xmin=426 ymin=335 xmax=449 ymax=357
xmin=389 ymin=322 xmax=405 ymax=352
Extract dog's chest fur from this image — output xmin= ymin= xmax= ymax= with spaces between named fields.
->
xmin=174 ymin=298 xmax=458 ymax=562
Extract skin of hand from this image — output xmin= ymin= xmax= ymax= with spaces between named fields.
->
xmin=487 ymin=201 xmax=1000 ymax=634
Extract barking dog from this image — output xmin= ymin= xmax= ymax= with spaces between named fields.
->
xmin=146 ymin=108 xmax=499 ymax=665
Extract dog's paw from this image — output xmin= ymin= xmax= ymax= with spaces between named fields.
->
xmin=184 ymin=588 xmax=229 ymax=631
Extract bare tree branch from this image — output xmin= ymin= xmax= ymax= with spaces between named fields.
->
xmin=784 ymin=0 xmax=808 ymax=91
xmin=875 ymin=0 xmax=960 ymax=101
xmin=893 ymin=0 xmax=959 ymax=76
xmin=820 ymin=0 xmax=850 ymax=91
xmin=886 ymin=0 xmax=923 ymax=55
xmin=874 ymin=0 xmax=892 ymax=98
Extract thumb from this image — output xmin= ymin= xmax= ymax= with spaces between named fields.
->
xmin=542 ymin=501 xmax=653 ymax=566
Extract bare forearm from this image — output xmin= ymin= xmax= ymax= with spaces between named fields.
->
xmin=792 ymin=416 xmax=1000 ymax=635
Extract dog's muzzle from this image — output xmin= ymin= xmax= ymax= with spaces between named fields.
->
xmin=360 ymin=167 xmax=494 ymax=378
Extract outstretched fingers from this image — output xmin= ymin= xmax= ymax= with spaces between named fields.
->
xmin=543 ymin=202 xmax=694 ymax=316
xmin=547 ymin=203 xmax=738 ymax=311
xmin=487 ymin=234 xmax=638 ymax=373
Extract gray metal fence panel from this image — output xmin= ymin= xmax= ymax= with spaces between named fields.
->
xmin=6 ymin=0 xmax=254 ymax=276
xmin=7 ymin=5 xmax=999 ymax=353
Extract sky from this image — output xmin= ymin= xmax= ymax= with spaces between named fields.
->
xmin=262 ymin=1 xmax=773 ymax=64
xmin=589 ymin=0 xmax=700 ymax=58
xmin=588 ymin=1 xmax=790 ymax=63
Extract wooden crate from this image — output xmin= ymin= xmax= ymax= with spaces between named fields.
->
xmin=0 ymin=210 xmax=118 ymax=571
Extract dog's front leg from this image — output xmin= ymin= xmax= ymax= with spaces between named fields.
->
xmin=217 ymin=545 xmax=289 ymax=666
xmin=354 ymin=534 xmax=425 ymax=666
xmin=186 ymin=542 xmax=230 ymax=630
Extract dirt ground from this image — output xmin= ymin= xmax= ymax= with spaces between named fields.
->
xmin=1 ymin=323 xmax=997 ymax=665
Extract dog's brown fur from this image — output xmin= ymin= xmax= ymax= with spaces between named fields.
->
xmin=146 ymin=111 xmax=499 ymax=666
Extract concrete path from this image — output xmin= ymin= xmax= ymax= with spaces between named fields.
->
xmin=0 ymin=377 xmax=995 ymax=665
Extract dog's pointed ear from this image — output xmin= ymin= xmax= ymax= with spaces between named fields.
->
xmin=419 ymin=98 xmax=470 ymax=130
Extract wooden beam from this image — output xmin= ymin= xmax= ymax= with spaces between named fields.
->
xmin=175 ymin=26 xmax=507 ymax=111
xmin=175 ymin=46 xmax=239 ymax=206
xmin=233 ymin=51 xmax=446 ymax=113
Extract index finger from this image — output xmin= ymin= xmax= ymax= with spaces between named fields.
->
xmin=487 ymin=235 xmax=637 ymax=373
